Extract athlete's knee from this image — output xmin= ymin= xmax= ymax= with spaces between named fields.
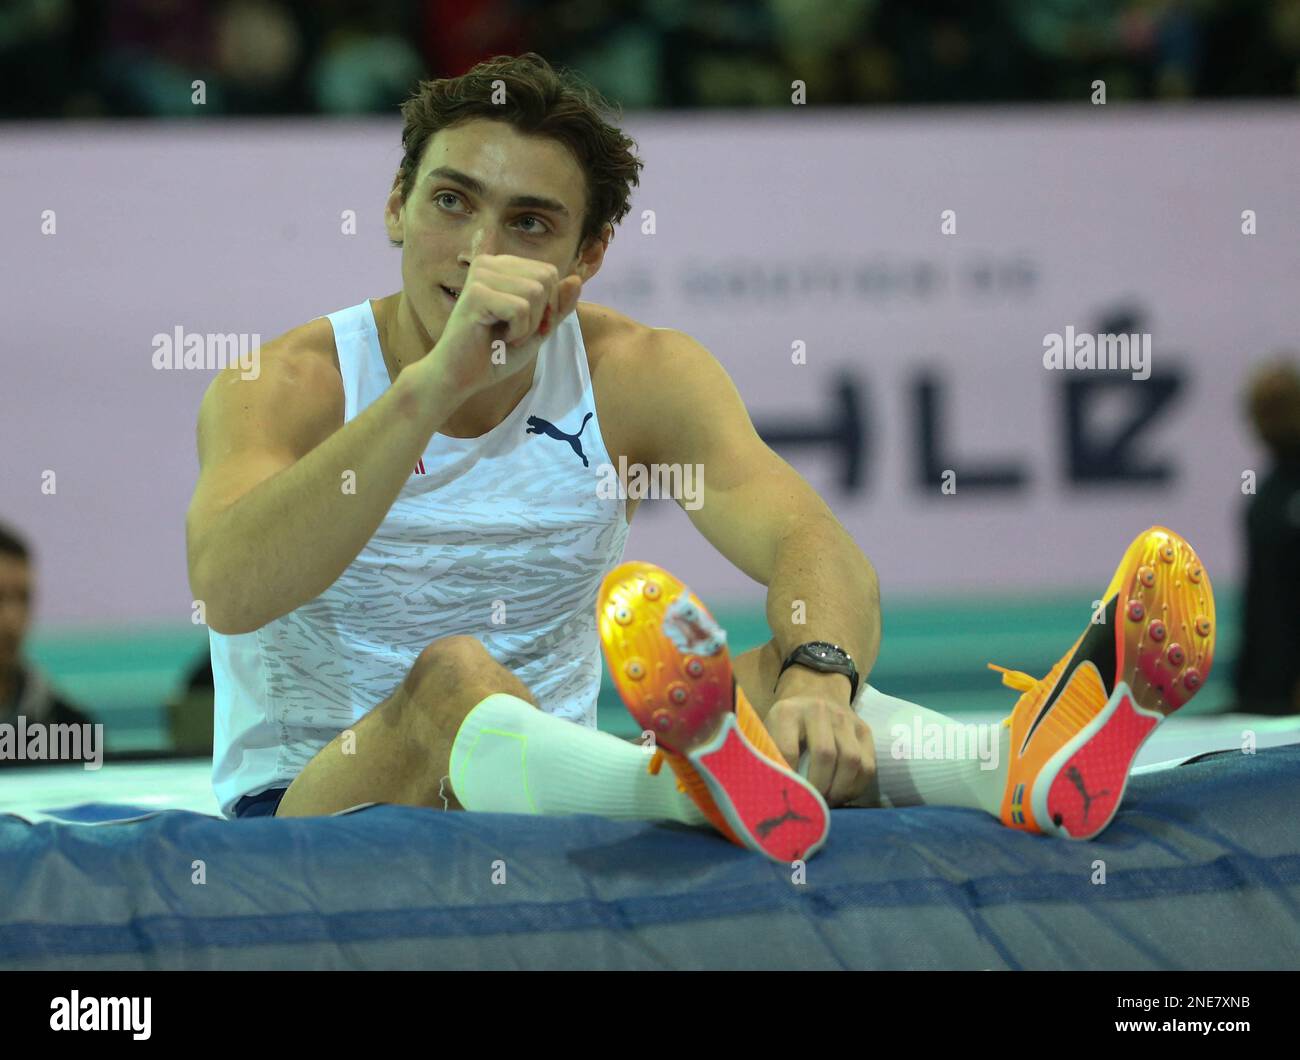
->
xmin=406 ymin=635 xmax=492 ymax=692
xmin=404 ymin=635 xmax=539 ymax=710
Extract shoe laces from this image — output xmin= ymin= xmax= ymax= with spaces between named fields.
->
xmin=647 ymin=747 xmax=687 ymax=793
xmin=986 ymin=662 xmax=1040 ymax=728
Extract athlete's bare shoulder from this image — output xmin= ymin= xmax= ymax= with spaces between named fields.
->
xmin=283 ymin=314 xmax=344 ymax=377
xmin=575 ymin=299 xmax=660 ymax=380
xmin=581 ymin=298 xmax=705 ymax=378
xmin=575 ymin=300 xmax=753 ymax=469
xmin=576 ymin=300 xmax=662 ymax=466
xmin=195 ymin=314 xmax=344 ymax=462
xmin=259 ymin=314 xmax=340 ymax=375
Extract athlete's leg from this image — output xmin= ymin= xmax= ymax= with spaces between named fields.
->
xmin=734 ymin=637 xmax=1005 ymax=814
xmin=278 ymin=634 xmax=706 ymax=824
xmin=736 ymin=527 xmax=1215 ymax=837
xmin=731 ymin=639 xmax=783 ymax=718
xmin=848 ymin=684 xmax=1007 ymax=813
xmin=277 ymin=634 xmax=539 ymax=816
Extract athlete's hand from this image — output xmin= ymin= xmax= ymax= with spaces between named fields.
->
xmin=429 ymin=254 xmax=583 ymax=402
xmin=765 ymin=695 xmax=878 ymax=807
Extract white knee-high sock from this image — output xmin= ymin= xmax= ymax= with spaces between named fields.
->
xmin=448 ymin=693 xmax=709 ymax=825
xmin=843 ymin=684 xmax=1009 ymax=816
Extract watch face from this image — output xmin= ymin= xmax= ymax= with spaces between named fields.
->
xmin=808 ymin=643 xmax=845 ymax=664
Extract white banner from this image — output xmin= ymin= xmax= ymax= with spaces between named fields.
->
xmin=2 ymin=108 xmax=1296 ymax=621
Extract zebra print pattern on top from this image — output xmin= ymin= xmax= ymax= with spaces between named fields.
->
xmin=210 ymin=301 xmax=630 ymax=817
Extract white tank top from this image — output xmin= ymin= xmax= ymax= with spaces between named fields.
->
xmin=210 ymin=300 xmax=630 ymax=817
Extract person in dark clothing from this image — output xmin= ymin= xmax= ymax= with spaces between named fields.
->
xmin=0 ymin=522 xmax=96 ymax=763
xmin=1235 ymin=361 xmax=1300 ymax=715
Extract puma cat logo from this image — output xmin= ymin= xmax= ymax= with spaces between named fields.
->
xmin=755 ymin=787 xmax=814 ymax=838
xmin=1065 ymin=766 xmax=1110 ymax=823
xmin=525 ymin=413 xmax=593 ymax=466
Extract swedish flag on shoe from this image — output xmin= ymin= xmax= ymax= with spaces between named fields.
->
xmin=598 ymin=561 xmax=830 ymax=862
xmin=987 ymin=526 xmax=1216 ymax=840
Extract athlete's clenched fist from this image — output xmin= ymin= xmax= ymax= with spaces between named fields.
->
xmin=428 ymin=254 xmax=582 ymax=402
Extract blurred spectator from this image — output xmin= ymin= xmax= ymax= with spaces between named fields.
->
xmin=166 ymin=653 xmax=214 ymax=755
xmin=215 ymin=0 xmax=306 ymax=114
xmin=530 ymin=0 xmax=672 ymax=108
xmin=415 ymin=0 xmax=527 ymax=79
xmin=97 ymin=0 xmax=221 ymax=116
xmin=0 ymin=522 xmax=96 ymax=762
xmin=1235 ymin=361 xmax=1300 ymax=715
xmin=310 ymin=0 xmax=424 ymax=113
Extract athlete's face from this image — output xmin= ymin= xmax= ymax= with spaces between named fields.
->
xmin=385 ymin=119 xmax=606 ymax=345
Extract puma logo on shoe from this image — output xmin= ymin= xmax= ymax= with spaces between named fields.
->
xmin=1065 ymin=766 xmax=1110 ymax=823
xmin=755 ymin=787 xmax=813 ymax=838
xmin=525 ymin=413 xmax=593 ymax=466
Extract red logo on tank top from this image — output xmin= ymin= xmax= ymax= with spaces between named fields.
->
xmin=413 ymin=457 xmax=426 ymax=475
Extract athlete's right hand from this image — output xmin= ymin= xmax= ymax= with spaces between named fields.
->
xmin=427 ymin=254 xmax=583 ymax=402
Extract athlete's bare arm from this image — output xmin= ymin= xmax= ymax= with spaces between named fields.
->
xmin=186 ymin=318 xmax=461 ymax=635
xmin=611 ymin=327 xmax=882 ymax=715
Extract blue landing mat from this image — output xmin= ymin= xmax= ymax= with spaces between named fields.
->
xmin=2 ymin=746 xmax=1298 ymax=970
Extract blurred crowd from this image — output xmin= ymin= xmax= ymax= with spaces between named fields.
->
xmin=2 ymin=0 xmax=1299 ymax=119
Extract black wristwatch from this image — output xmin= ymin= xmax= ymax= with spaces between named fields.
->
xmin=775 ymin=641 xmax=859 ymax=702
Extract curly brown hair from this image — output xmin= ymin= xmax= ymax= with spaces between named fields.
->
xmin=394 ymin=52 xmax=643 ymax=253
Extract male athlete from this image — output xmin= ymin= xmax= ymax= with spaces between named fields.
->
xmin=186 ymin=53 xmax=1215 ymax=863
